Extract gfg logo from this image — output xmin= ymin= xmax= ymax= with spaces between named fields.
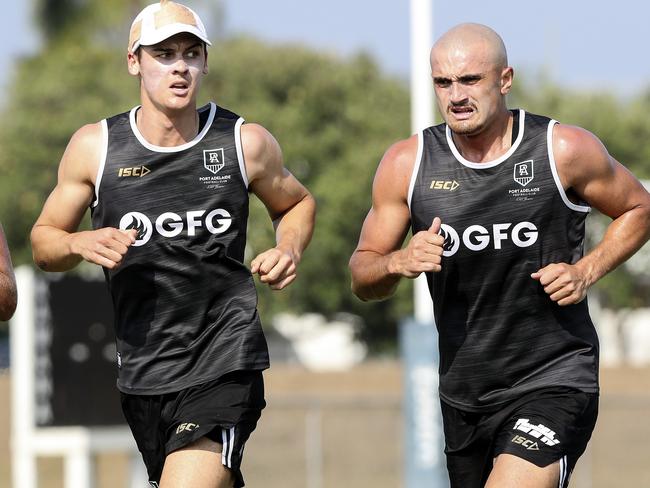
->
xmin=119 ymin=209 xmax=233 ymax=246
xmin=440 ymin=222 xmax=538 ymax=257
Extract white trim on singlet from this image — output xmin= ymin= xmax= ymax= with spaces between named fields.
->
xmin=234 ymin=117 xmax=249 ymax=189
xmin=128 ymin=102 xmax=216 ymax=153
xmin=445 ymin=108 xmax=526 ymax=169
xmin=91 ymin=119 xmax=109 ymax=208
xmin=407 ymin=130 xmax=424 ymax=211
xmin=546 ymin=120 xmax=591 ymax=213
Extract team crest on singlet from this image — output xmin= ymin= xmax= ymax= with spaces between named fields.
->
xmin=203 ymin=148 xmax=225 ymax=174
xmin=514 ymin=160 xmax=534 ymax=186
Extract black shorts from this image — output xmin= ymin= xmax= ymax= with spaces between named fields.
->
xmin=441 ymin=387 xmax=598 ymax=488
xmin=120 ymin=370 xmax=266 ymax=488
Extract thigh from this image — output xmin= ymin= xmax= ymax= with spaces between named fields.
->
xmin=492 ymin=388 xmax=598 ymax=488
xmin=162 ymin=370 xmax=266 ymax=488
xmin=160 ymin=436 xmax=233 ymax=488
xmin=486 ymin=453 xmax=559 ymax=488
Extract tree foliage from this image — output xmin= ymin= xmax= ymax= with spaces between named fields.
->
xmin=1 ymin=1 xmax=649 ymax=344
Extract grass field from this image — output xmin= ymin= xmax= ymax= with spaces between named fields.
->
xmin=1 ymin=361 xmax=649 ymax=487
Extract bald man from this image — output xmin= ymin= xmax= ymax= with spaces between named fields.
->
xmin=0 ymin=224 xmax=17 ymax=321
xmin=350 ymin=23 xmax=650 ymax=488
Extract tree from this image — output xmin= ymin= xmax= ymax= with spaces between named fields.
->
xmin=2 ymin=1 xmax=649 ymax=345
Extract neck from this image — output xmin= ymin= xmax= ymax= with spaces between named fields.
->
xmin=136 ymin=99 xmax=200 ymax=147
xmin=452 ymin=108 xmax=514 ymax=163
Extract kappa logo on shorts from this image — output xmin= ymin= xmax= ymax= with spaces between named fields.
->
xmin=204 ymin=148 xmax=225 ymax=174
xmin=176 ymin=422 xmax=200 ymax=435
xmin=514 ymin=418 xmax=560 ymax=446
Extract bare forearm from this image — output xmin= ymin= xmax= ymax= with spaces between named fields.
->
xmin=0 ymin=272 xmax=17 ymax=321
xmin=350 ymin=250 xmax=403 ymax=301
xmin=31 ymin=225 xmax=83 ymax=272
xmin=578 ymin=206 xmax=650 ymax=285
xmin=273 ymin=194 xmax=316 ymax=261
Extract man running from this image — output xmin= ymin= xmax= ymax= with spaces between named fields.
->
xmin=349 ymin=23 xmax=650 ymax=488
xmin=31 ymin=2 xmax=316 ymax=487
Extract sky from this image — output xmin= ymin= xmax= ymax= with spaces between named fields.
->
xmin=3 ymin=0 xmax=650 ymax=97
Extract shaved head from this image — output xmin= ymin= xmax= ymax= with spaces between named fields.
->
xmin=429 ymin=23 xmax=513 ymax=136
xmin=432 ymin=23 xmax=508 ymax=71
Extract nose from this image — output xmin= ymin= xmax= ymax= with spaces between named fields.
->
xmin=172 ymin=57 xmax=189 ymax=74
xmin=449 ymin=81 xmax=467 ymax=104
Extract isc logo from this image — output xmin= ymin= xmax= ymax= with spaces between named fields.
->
xmin=440 ymin=222 xmax=538 ymax=257
xmin=511 ymin=435 xmax=540 ymax=450
xmin=430 ymin=180 xmax=459 ymax=191
xmin=119 ymin=209 xmax=232 ymax=246
xmin=118 ymin=165 xmax=151 ymax=177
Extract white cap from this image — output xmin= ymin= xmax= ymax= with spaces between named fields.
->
xmin=128 ymin=0 xmax=211 ymax=52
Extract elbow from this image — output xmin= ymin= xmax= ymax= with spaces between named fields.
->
xmin=350 ymin=280 xmax=370 ymax=302
xmin=0 ymin=283 xmax=17 ymax=321
xmin=30 ymin=227 xmax=49 ymax=271
xmin=0 ymin=298 xmax=17 ymax=322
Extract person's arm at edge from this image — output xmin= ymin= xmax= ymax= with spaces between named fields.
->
xmin=532 ymin=124 xmax=650 ymax=305
xmin=31 ymin=123 xmax=136 ymax=272
xmin=0 ymin=224 xmax=17 ymax=321
xmin=243 ymin=123 xmax=316 ymax=290
xmin=350 ymin=135 xmax=443 ymax=301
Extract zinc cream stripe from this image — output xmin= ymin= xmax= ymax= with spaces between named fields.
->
xmin=407 ymin=130 xmax=424 ymax=211
xmin=234 ymin=117 xmax=249 ymax=189
xmin=92 ymin=119 xmax=109 ymax=208
xmin=546 ymin=120 xmax=591 ymax=213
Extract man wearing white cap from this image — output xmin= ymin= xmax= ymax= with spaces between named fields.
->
xmin=31 ymin=1 xmax=316 ymax=487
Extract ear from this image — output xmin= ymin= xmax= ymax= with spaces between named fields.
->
xmin=202 ymin=50 xmax=209 ymax=75
xmin=127 ymin=50 xmax=141 ymax=76
xmin=500 ymin=66 xmax=514 ymax=95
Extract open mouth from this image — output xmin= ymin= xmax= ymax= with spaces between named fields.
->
xmin=449 ymin=105 xmax=475 ymax=119
xmin=170 ymin=81 xmax=190 ymax=94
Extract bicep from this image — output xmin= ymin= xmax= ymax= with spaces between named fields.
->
xmin=35 ymin=179 xmax=94 ymax=232
xmin=355 ymin=201 xmax=411 ymax=256
xmin=354 ymin=140 xmax=416 ymax=255
xmin=244 ymin=123 xmax=310 ymax=218
xmin=556 ymin=126 xmax=650 ymax=219
xmin=578 ymin=156 xmax=650 ymax=219
xmin=33 ymin=124 xmax=100 ymax=231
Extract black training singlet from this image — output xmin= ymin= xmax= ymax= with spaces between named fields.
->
xmin=409 ymin=110 xmax=599 ymax=411
xmin=91 ymin=102 xmax=269 ymax=394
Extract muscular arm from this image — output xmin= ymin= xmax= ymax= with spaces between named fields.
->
xmin=532 ymin=124 xmax=650 ymax=305
xmin=31 ymin=123 xmax=135 ymax=272
xmin=0 ymin=224 xmax=17 ymax=321
xmin=349 ymin=136 xmax=444 ymax=301
xmin=243 ymin=123 xmax=316 ymax=290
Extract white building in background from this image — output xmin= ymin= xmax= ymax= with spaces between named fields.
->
xmin=270 ymin=313 xmax=367 ymax=371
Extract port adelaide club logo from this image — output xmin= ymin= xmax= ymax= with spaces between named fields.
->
xmin=203 ymin=148 xmax=225 ymax=174
xmin=514 ymin=160 xmax=534 ymax=186
xmin=200 ymin=148 xmax=232 ymax=190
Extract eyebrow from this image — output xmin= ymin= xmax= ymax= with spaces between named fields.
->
xmin=151 ymin=42 xmax=203 ymax=53
xmin=433 ymin=74 xmax=483 ymax=83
